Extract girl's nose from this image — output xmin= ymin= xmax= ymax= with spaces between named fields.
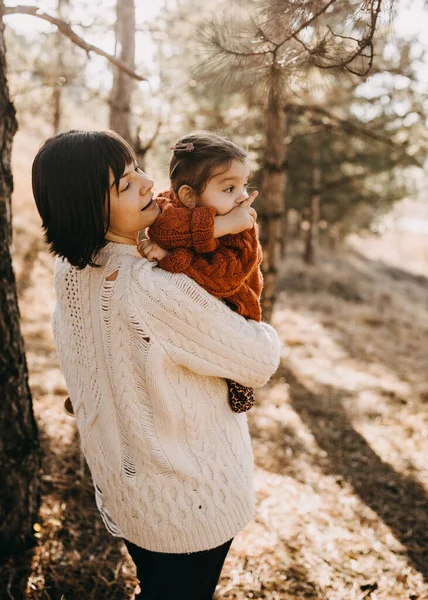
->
xmin=236 ymin=188 xmax=249 ymax=203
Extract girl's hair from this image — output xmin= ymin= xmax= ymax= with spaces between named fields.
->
xmin=169 ymin=131 xmax=247 ymax=195
xmin=32 ymin=129 xmax=136 ymax=269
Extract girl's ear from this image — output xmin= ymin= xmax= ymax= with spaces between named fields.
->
xmin=177 ymin=185 xmax=197 ymax=209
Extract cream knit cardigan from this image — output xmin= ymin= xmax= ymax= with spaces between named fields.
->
xmin=52 ymin=241 xmax=281 ymax=553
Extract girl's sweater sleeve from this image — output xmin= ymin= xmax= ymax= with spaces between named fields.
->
xmin=148 ymin=198 xmax=219 ymax=254
xmin=129 ymin=263 xmax=281 ymax=389
xmin=158 ymin=228 xmax=261 ymax=299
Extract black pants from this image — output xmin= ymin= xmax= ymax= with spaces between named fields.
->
xmin=124 ymin=538 xmax=233 ymax=600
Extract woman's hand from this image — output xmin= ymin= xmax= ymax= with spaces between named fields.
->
xmin=138 ymin=239 xmax=169 ymax=262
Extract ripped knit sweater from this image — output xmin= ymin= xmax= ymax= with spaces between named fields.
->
xmin=148 ymin=189 xmax=263 ymax=321
xmin=52 ymin=241 xmax=281 ymax=553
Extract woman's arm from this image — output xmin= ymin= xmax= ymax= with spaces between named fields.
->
xmin=129 ymin=263 xmax=281 ymax=389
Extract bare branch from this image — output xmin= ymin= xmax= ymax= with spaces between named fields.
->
xmin=3 ymin=5 xmax=146 ymax=81
xmin=135 ymin=118 xmax=163 ymax=155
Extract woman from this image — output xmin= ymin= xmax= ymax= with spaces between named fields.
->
xmin=32 ymin=129 xmax=281 ymax=599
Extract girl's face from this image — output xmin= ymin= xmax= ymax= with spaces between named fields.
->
xmin=197 ymin=160 xmax=250 ymax=215
xmin=106 ymin=163 xmax=159 ymax=241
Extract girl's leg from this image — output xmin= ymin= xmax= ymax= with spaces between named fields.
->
xmin=124 ymin=538 xmax=233 ymax=600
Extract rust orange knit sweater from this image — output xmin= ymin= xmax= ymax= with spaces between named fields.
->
xmin=148 ymin=189 xmax=263 ymax=322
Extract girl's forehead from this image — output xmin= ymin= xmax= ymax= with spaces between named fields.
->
xmin=211 ymin=160 xmax=249 ymax=181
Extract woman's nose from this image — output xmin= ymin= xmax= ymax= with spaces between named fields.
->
xmin=140 ymin=174 xmax=154 ymax=193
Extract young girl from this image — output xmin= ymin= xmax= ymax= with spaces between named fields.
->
xmin=139 ymin=132 xmax=263 ymax=413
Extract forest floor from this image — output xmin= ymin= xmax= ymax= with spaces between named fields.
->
xmin=1 ymin=127 xmax=428 ymax=599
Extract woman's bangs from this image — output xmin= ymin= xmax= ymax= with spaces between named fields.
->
xmin=104 ymin=136 xmax=136 ymax=190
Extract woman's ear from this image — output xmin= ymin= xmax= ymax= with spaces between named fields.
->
xmin=177 ymin=185 xmax=197 ymax=209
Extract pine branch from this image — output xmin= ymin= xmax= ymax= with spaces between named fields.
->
xmin=308 ymin=0 xmax=386 ymax=76
xmin=320 ymin=165 xmax=403 ymax=193
xmin=199 ymin=0 xmax=395 ymax=96
xmin=204 ymin=24 xmax=272 ymax=58
xmin=277 ymin=0 xmax=339 ymax=50
xmin=288 ymin=103 xmax=402 ymax=147
xmin=3 ymin=5 xmax=146 ymax=81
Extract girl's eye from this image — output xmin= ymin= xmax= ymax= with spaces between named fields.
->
xmin=224 ymin=186 xmax=234 ymax=193
xmin=120 ymin=182 xmax=130 ymax=193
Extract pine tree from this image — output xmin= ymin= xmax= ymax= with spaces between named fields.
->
xmin=198 ymin=0 xmax=395 ymax=319
xmin=0 ymin=0 xmax=40 ymax=560
xmin=285 ymin=35 xmax=427 ymax=257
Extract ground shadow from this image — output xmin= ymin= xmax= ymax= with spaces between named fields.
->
xmin=0 ymin=420 xmax=136 ymax=600
xmin=277 ymin=246 xmax=428 ymax=390
xmin=0 ymin=547 xmax=36 ymax=600
xmin=278 ymin=362 xmax=428 ymax=582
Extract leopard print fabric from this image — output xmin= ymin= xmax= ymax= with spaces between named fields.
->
xmin=227 ymin=380 xmax=256 ymax=413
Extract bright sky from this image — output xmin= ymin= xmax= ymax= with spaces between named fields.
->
xmin=4 ymin=0 xmax=428 ymax=88
xmin=4 ymin=0 xmax=167 ymax=91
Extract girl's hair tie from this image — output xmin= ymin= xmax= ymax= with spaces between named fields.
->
xmin=170 ymin=142 xmax=194 ymax=152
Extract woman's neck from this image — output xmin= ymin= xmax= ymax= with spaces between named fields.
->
xmin=105 ymin=232 xmax=138 ymax=246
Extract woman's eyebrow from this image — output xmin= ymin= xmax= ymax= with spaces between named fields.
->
xmin=110 ymin=167 xmax=133 ymax=189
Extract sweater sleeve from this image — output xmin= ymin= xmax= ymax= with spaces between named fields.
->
xmin=148 ymin=202 xmax=219 ymax=253
xmin=129 ymin=263 xmax=281 ymax=389
xmin=157 ymin=228 xmax=261 ymax=299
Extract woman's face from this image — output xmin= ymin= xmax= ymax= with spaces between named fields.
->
xmin=106 ymin=163 xmax=160 ymax=241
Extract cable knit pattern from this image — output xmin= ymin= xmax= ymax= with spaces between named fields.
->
xmin=149 ymin=190 xmax=219 ymax=254
xmin=52 ymin=242 xmax=281 ymax=553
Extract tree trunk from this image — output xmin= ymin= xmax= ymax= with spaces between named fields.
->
xmin=52 ymin=0 xmax=67 ymax=134
xmin=0 ymin=2 xmax=40 ymax=562
xmin=52 ymin=85 xmax=61 ymax=134
xmin=304 ymin=157 xmax=321 ymax=265
xmin=135 ymin=119 xmax=162 ymax=171
xmin=109 ymin=0 xmax=135 ymax=144
xmin=259 ymin=94 xmax=287 ymax=322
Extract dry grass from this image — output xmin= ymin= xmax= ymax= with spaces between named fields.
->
xmin=1 ymin=126 xmax=428 ymax=599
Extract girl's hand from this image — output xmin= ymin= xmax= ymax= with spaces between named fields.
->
xmin=138 ymin=239 xmax=169 ymax=262
xmin=214 ymin=205 xmax=257 ymax=237
xmin=241 ymin=190 xmax=258 ymax=207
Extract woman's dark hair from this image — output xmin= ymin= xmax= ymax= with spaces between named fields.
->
xmin=32 ymin=129 xmax=136 ymax=269
xmin=169 ymin=131 xmax=247 ymax=195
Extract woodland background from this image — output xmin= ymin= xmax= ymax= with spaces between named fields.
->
xmin=1 ymin=0 xmax=428 ymax=598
